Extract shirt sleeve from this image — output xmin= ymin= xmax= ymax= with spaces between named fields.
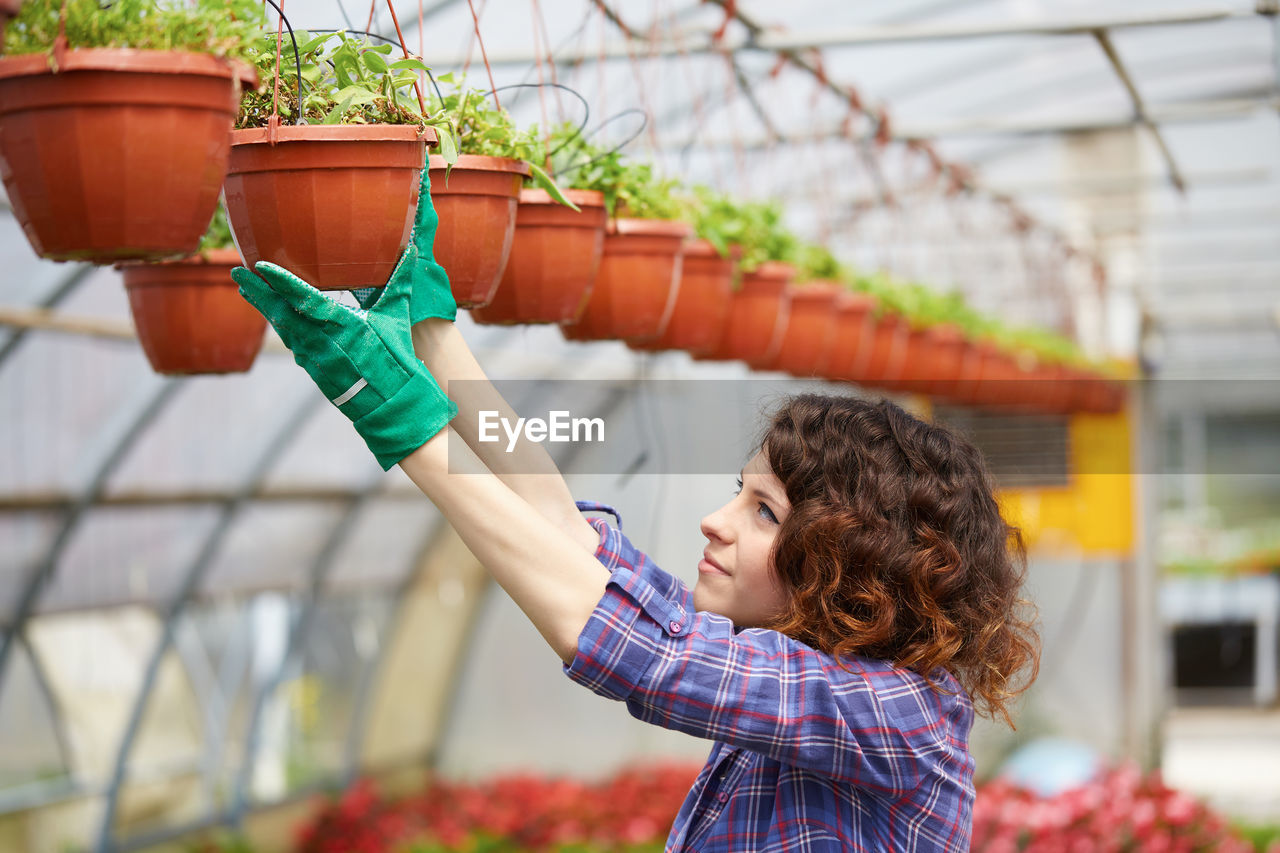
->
xmin=564 ymin=519 xmax=967 ymax=798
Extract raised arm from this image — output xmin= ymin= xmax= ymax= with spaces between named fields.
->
xmin=410 ymin=318 xmax=598 ymax=554
xmin=234 ymin=259 xmax=606 ymax=663
xmin=385 ymin=165 xmax=596 ymax=552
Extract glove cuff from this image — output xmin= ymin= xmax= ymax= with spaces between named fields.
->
xmin=353 ymin=371 xmax=458 ymax=470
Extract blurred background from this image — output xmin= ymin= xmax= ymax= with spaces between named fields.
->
xmin=1 ymin=0 xmax=1278 ymax=850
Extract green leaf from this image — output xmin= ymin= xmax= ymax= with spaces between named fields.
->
xmin=362 ymin=50 xmax=388 ymax=74
xmin=390 ymin=58 xmax=430 ymax=73
xmin=436 ymin=126 xmax=458 ymax=165
xmin=437 ymin=71 xmax=456 ymax=84
xmin=295 ymin=32 xmax=330 ymax=56
xmin=527 ymin=162 xmax=579 ymax=211
xmin=335 ymin=85 xmax=378 ymax=107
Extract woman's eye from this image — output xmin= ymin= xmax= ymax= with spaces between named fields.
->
xmin=758 ymin=502 xmax=778 ymax=524
xmin=734 ymin=476 xmax=743 ymax=496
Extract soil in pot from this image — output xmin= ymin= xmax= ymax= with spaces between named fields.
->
xmin=428 ymin=154 xmax=530 ymax=308
xmin=224 ymin=124 xmax=429 ymax=291
xmin=560 ymin=218 xmax=691 ymax=343
xmin=121 ymin=248 xmax=266 ymax=375
xmin=697 ymin=262 xmax=794 ymax=367
xmin=0 ymin=49 xmax=254 ymax=262
xmin=629 ymin=239 xmax=736 ymax=355
xmin=471 ymin=189 xmax=606 ymax=325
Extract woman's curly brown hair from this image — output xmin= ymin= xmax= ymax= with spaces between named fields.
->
xmin=759 ymin=394 xmax=1040 ymax=725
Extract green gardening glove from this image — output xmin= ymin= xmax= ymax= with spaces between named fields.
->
xmin=233 ymin=260 xmax=457 ymax=471
xmin=353 ymin=165 xmax=458 ymax=324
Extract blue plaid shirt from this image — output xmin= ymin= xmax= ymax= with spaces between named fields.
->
xmin=565 ymin=504 xmax=975 ymax=851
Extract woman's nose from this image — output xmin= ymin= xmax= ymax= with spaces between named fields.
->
xmin=700 ymin=502 xmax=733 ymax=543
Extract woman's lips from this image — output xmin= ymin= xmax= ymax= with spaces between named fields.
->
xmin=699 ymin=553 xmax=730 ymax=576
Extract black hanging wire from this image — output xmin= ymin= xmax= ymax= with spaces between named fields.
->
xmin=259 ymin=0 xmax=304 ymax=125
xmin=552 ymin=107 xmax=649 ymax=179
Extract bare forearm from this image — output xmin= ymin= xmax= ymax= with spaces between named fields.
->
xmin=399 ymin=428 xmax=606 ymax=663
xmin=411 ymin=319 xmax=594 ymax=547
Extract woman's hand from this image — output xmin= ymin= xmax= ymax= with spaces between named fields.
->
xmin=355 ymin=166 xmax=458 ymax=324
xmin=232 ymin=259 xmax=456 ymax=470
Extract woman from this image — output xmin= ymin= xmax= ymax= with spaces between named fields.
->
xmin=233 ymin=168 xmax=1040 ymax=851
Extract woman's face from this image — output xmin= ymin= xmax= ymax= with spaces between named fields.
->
xmin=695 ymin=450 xmax=791 ymax=627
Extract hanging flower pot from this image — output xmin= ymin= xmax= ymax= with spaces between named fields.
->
xmin=697 ymin=262 xmax=794 ymax=367
xmin=428 ymin=153 xmax=530 ymax=308
xmin=628 ymin=239 xmax=736 ymax=355
xmin=821 ymin=292 xmax=876 ymax=382
xmin=846 ymin=310 xmax=910 ymax=389
xmin=762 ymin=281 xmax=840 ymax=377
xmin=471 ymin=189 xmax=606 ymax=325
xmin=0 ymin=48 xmax=255 ymax=262
xmin=223 ymin=125 xmax=431 ymax=291
xmin=560 ymin=218 xmax=691 ymax=343
xmin=892 ymin=323 xmax=969 ymax=399
xmin=119 ymin=249 xmax=266 ymax=375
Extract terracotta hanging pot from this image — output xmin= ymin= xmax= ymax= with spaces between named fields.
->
xmin=969 ymin=342 xmax=1029 ymax=411
xmin=120 ymin=249 xmax=267 ymax=375
xmin=936 ymin=337 xmax=986 ymax=405
xmin=471 ymin=189 xmax=606 ymax=325
xmin=894 ymin=323 xmax=967 ymax=398
xmin=427 ymin=153 xmax=530 ymax=308
xmin=0 ymin=48 xmax=254 ymax=262
xmin=762 ymin=281 xmax=841 ymax=377
xmin=697 ymin=262 xmax=795 ymax=368
xmin=847 ymin=310 xmax=910 ymax=389
xmin=560 ymin=218 xmax=691 ymax=343
xmin=224 ymin=124 xmax=429 ymax=291
xmin=821 ymin=292 xmax=876 ymax=381
xmin=628 ymin=239 xmax=736 ymax=355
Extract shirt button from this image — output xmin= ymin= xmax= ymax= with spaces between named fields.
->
xmin=717 ymin=792 xmax=729 ymax=803
xmin=669 ymin=621 xmax=682 ymax=633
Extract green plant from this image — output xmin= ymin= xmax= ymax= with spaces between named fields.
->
xmin=3 ymin=0 xmax=264 ymax=60
xmin=425 ymin=76 xmax=571 ymax=206
xmin=237 ymin=30 xmax=440 ymax=133
xmin=197 ymin=203 xmax=234 ymax=253
xmin=793 ymin=242 xmax=850 ymax=283
xmin=546 ymin=123 xmax=682 ymax=219
xmin=679 ymin=189 xmax=796 ymax=273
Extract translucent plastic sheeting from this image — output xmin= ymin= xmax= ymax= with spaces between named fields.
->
xmin=104 ymin=360 xmax=316 ymax=496
xmin=324 ymin=499 xmax=443 ymax=592
xmin=33 ymin=505 xmax=224 ymax=616
xmin=196 ymin=502 xmax=352 ymax=599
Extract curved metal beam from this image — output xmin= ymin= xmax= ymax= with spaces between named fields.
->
xmin=93 ymin=390 xmax=325 ymax=853
xmin=16 ymin=632 xmax=76 ymax=785
xmin=0 ymin=377 xmax=182 ymax=694
xmin=0 ymin=264 xmax=95 ymax=371
xmin=228 ymin=467 xmax=385 ymax=825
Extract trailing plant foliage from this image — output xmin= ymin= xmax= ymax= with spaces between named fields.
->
xmin=3 ymin=0 xmax=264 ymax=60
xmin=197 ymin=204 xmax=235 ymax=253
xmin=679 ymin=187 xmax=798 ymax=273
xmin=547 ymin=124 xmax=682 ymax=219
xmin=428 ymin=77 xmax=571 ymax=206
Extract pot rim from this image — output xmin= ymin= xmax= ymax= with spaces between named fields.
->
xmin=682 ymin=238 xmax=740 ymax=261
xmin=0 ymin=47 xmax=256 ymax=87
xmin=232 ymin=124 xmax=436 ymax=145
xmin=607 ymin=217 xmax=694 ymax=238
xmin=835 ymin=291 xmax=877 ymax=312
xmin=428 ymin=153 xmax=531 ymax=175
xmin=518 ymin=188 xmax=605 ymax=207
xmin=742 ymin=261 xmax=795 ymax=282
xmin=116 ymin=247 xmax=244 ymax=269
xmin=788 ymin=281 xmax=841 ymax=302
